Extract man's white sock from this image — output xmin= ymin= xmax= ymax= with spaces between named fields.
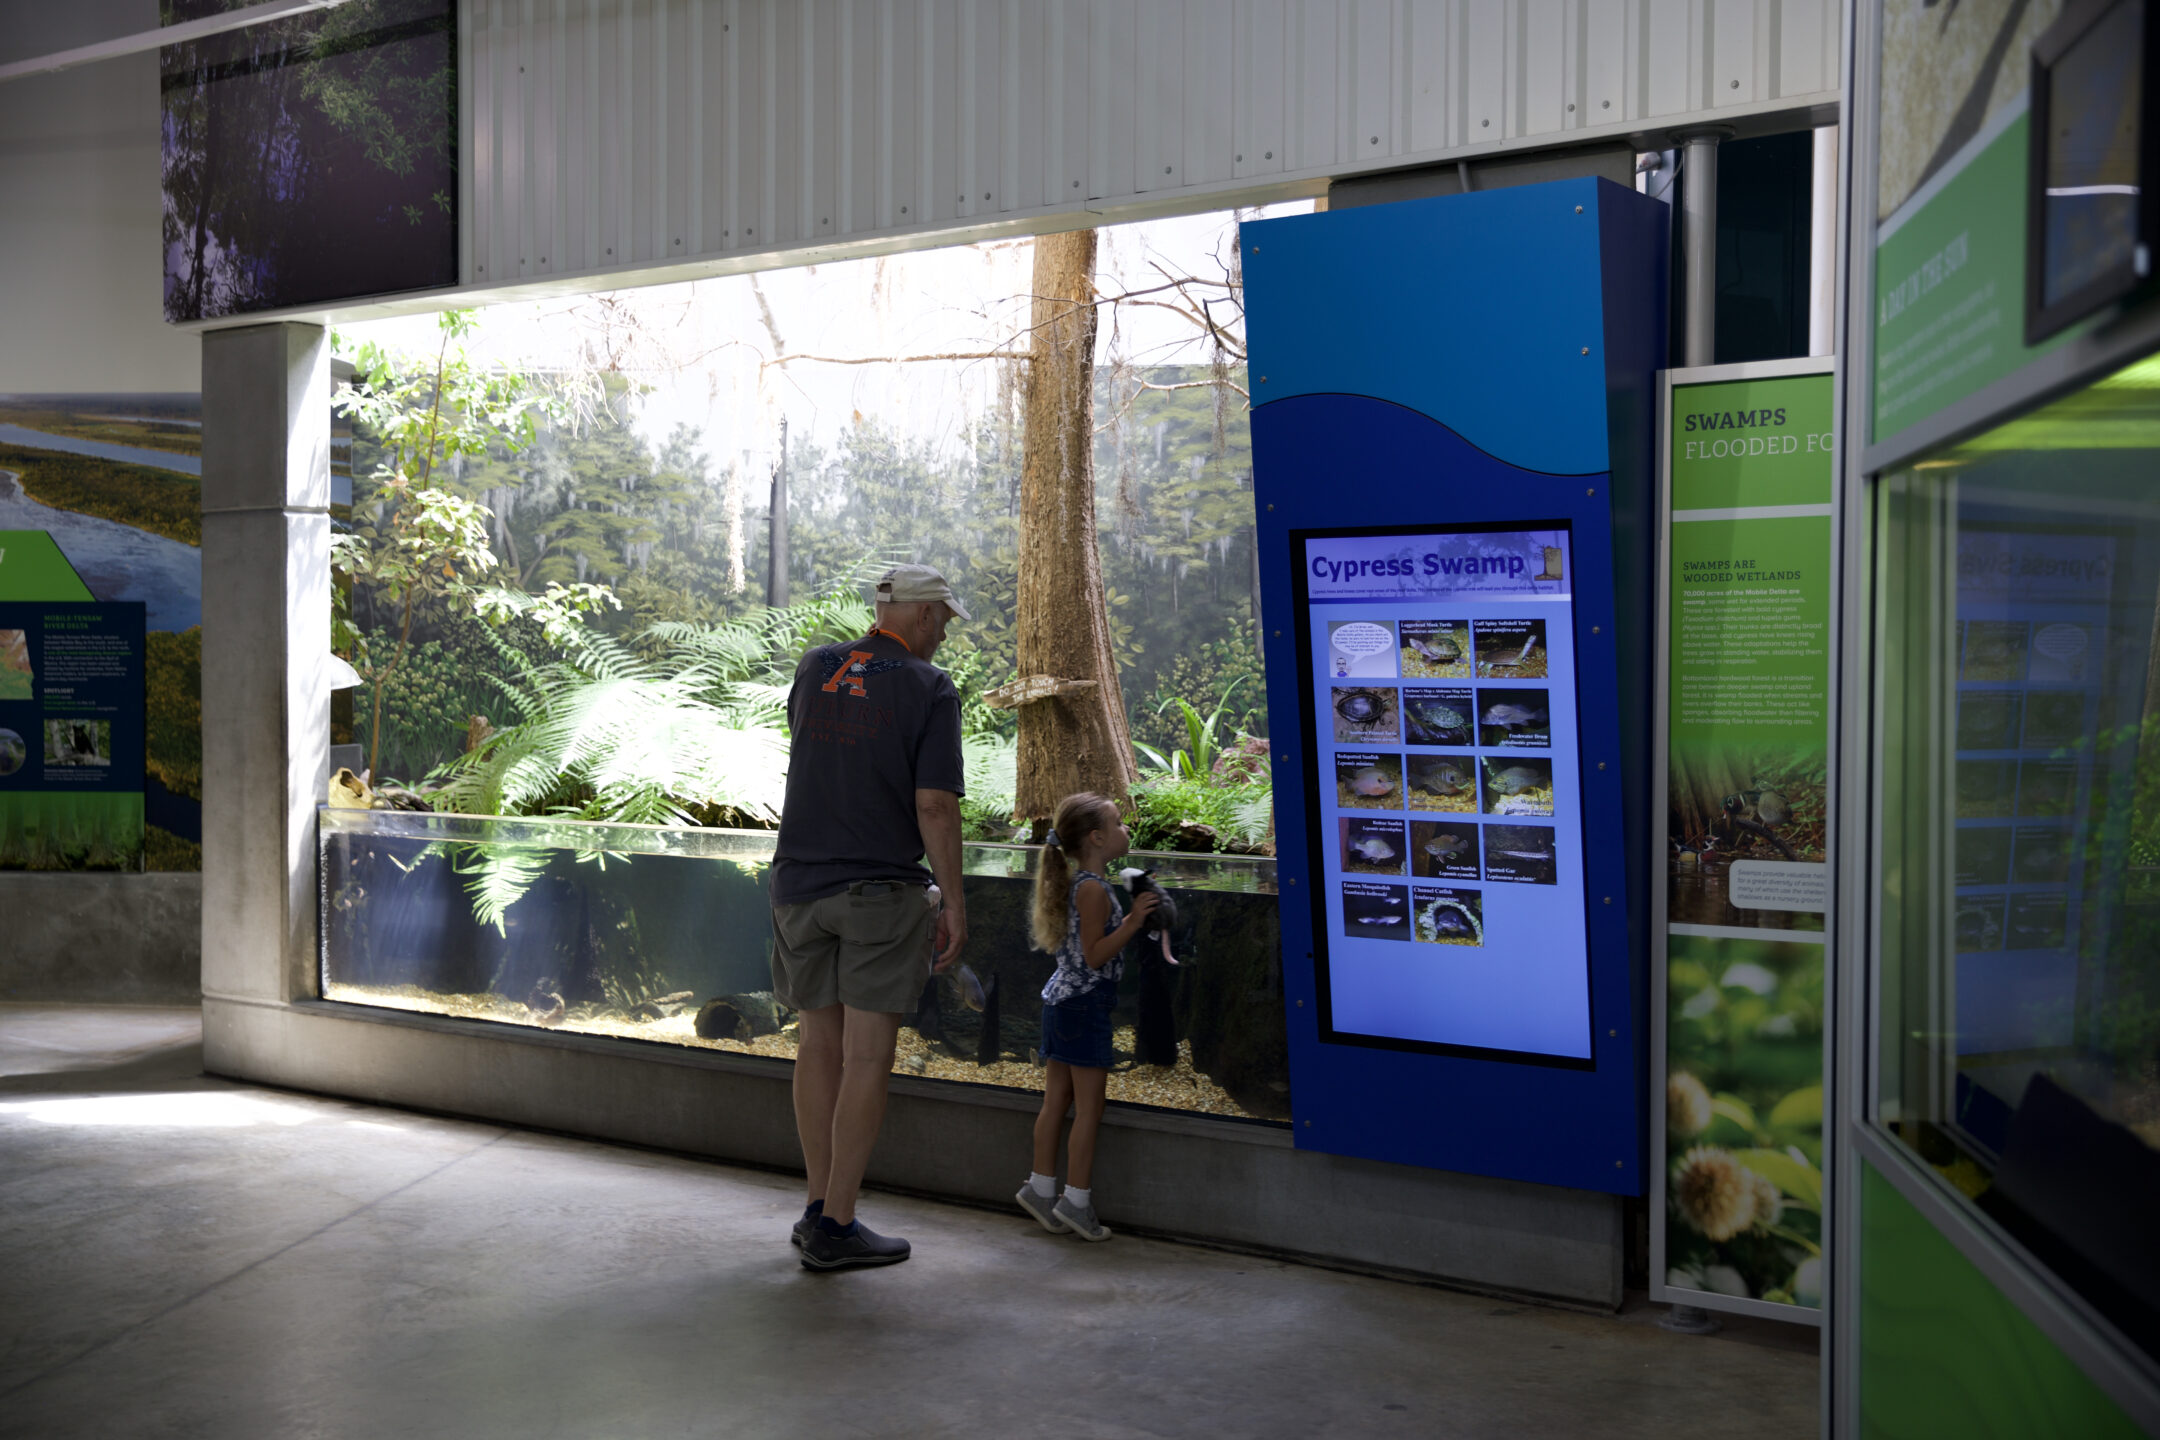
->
xmin=1063 ymin=1185 xmax=1091 ymax=1208
xmin=1028 ymin=1171 xmax=1056 ymax=1198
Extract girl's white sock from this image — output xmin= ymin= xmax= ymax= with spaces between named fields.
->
xmin=1063 ymin=1185 xmax=1092 ymax=1208
xmin=1028 ymin=1171 xmax=1056 ymax=1198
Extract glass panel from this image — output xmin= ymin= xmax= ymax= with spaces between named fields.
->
xmin=320 ymin=808 xmax=1288 ymax=1123
xmin=1873 ymin=354 xmax=2160 ymax=1359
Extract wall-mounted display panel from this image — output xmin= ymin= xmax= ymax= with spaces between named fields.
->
xmin=1294 ymin=523 xmax=1592 ymax=1065
xmin=1244 ymin=177 xmax=1667 ymax=1192
xmin=161 ymin=0 xmax=456 ymax=322
xmin=1652 ymin=360 xmax=1835 ymax=1324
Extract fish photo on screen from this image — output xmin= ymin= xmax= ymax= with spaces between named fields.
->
xmin=2012 ymin=825 xmax=2072 ymax=884
xmin=2021 ymin=691 xmax=2086 ymax=749
xmin=1480 ymin=757 xmax=1553 ymax=816
xmin=1413 ymin=885 xmax=1483 ymax=947
xmin=1341 ymin=881 xmax=1411 ymax=940
xmin=1954 ymin=825 xmax=2012 ymax=887
xmin=1409 ymin=819 xmax=1480 ymax=879
xmin=1476 ymin=687 xmax=1551 ymax=748
xmin=2006 ymin=893 xmax=2068 ymax=950
xmin=1955 ymin=894 xmax=2006 ymax=953
xmin=1398 ymin=618 xmax=1470 ymax=679
xmin=1961 ymin=620 xmax=2029 ymax=683
xmin=1956 ymin=759 xmax=2017 ymax=818
xmin=1330 ymin=686 xmax=1400 ymax=743
xmin=1334 ymin=751 xmax=1403 ymax=810
xmin=2017 ymin=759 xmax=2078 ymax=818
xmin=1482 ymin=824 xmax=1558 ymax=885
xmin=1403 ymin=753 xmax=1478 ymax=813
xmin=1955 ymin=690 xmax=2022 ymax=750
xmin=1339 ymin=817 xmax=1408 ymax=875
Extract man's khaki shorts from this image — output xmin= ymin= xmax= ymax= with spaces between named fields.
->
xmin=770 ymin=881 xmax=937 ymax=1015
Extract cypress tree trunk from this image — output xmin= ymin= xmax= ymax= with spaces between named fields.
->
xmin=1015 ymin=228 xmax=1136 ymax=818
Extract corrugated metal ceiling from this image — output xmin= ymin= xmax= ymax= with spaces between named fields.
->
xmin=452 ymin=1 xmax=1839 ymax=299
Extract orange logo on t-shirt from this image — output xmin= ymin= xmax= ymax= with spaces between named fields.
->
xmin=821 ymin=650 xmax=875 ymax=697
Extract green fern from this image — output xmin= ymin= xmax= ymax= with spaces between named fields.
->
xmin=423 ymin=562 xmax=910 ymax=923
xmin=962 ymin=733 xmax=1018 ymax=819
xmin=450 ymin=841 xmax=554 ymax=936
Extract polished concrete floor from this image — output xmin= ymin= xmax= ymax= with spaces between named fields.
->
xmin=1 ymin=1005 xmax=1819 ymax=1438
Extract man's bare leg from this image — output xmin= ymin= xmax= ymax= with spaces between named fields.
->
xmin=793 ymin=1003 xmax=845 ymax=1206
xmin=822 ymin=1006 xmax=902 ymax=1225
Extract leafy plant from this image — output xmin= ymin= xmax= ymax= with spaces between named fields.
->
xmin=1134 ymin=678 xmax=1247 ymax=780
xmin=1127 ymin=772 xmax=1273 ymax=852
xmin=334 ymin=310 xmax=562 ymax=779
xmin=428 ymin=610 xmax=788 ymax=830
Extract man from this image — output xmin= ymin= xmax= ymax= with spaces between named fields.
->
xmin=770 ymin=563 xmax=970 ymax=1271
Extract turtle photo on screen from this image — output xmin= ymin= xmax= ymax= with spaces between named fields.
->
xmin=1330 ymin=686 xmax=1400 ymax=743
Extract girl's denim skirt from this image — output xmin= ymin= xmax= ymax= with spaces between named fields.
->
xmin=1040 ymin=981 xmax=1116 ymax=1069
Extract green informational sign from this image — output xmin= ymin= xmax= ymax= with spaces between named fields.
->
xmin=1874 ymin=114 xmax=2059 ymax=443
xmin=0 ymin=532 xmax=95 ymax=602
xmin=1656 ymin=366 xmax=1833 ymax=1319
xmin=0 ymin=534 xmax=142 ymax=869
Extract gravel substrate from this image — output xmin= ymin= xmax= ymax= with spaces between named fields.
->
xmin=325 ymin=983 xmax=1262 ymax=1119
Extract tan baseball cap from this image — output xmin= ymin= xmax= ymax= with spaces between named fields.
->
xmin=874 ymin=563 xmax=971 ymax=621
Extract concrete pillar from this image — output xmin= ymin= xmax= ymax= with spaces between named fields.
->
xmin=199 ymin=323 xmax=331 ymax=1027
xmin=1678 ymin=127 xmax=1732 ymax=367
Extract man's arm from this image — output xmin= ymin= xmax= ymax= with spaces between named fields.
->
xmin=916 ymin=788 xmax=967 ymax=970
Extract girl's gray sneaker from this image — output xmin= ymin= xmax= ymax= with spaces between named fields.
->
xmin=1052 ymin=1194 xmax=1112 ymax=1241
xmin=1015 ymin=1184 xmax=1062 ymax=1233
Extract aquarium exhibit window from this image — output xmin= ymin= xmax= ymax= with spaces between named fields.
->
xmin=318 ymin=807 xmax=1292 ymax=1123
xmin=1290 ymin=521 xmax=1594 ymax=1066
xmin=1871 ymin=352 xmax=2160 ymax=1363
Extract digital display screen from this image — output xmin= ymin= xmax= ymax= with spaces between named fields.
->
xmin=1294 ymin=523 xmax=1594 ymax=1064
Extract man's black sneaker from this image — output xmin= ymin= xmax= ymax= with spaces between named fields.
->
xmin=800 ymin=1218 xmax=911 ymax=1270
xmin=791 ymin=1210 xmax=817 ymax=1249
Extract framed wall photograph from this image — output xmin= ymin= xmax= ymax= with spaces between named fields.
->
xmin=161 ymin=0 xmax=456 ymax=322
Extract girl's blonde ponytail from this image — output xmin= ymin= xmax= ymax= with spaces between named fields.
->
xmin=1030 ymin=793 xmax=1113 ymax=952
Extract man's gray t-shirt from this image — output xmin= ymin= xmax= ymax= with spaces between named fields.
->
xmin=770 ymin=630 xmax=965 ymax=905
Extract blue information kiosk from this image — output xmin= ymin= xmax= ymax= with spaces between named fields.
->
xmin=1243 ymin=178 xmax=1666 ymax=1194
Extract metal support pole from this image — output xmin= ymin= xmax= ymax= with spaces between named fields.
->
xmin=1679 ymin=128 xmax=1732 ymax=368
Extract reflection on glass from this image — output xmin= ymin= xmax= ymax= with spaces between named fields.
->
xmin=1876 ymin=354 xmax=2160 ymax=1359
xmin=2041 ymin=0 xmax=2145 ymax=308
xmin=319 ymin=808 xmax=1289 ymax=1122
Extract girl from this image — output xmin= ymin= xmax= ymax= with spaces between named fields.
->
xmin=1014 ymin=792 xmax=1158 ymax=1242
